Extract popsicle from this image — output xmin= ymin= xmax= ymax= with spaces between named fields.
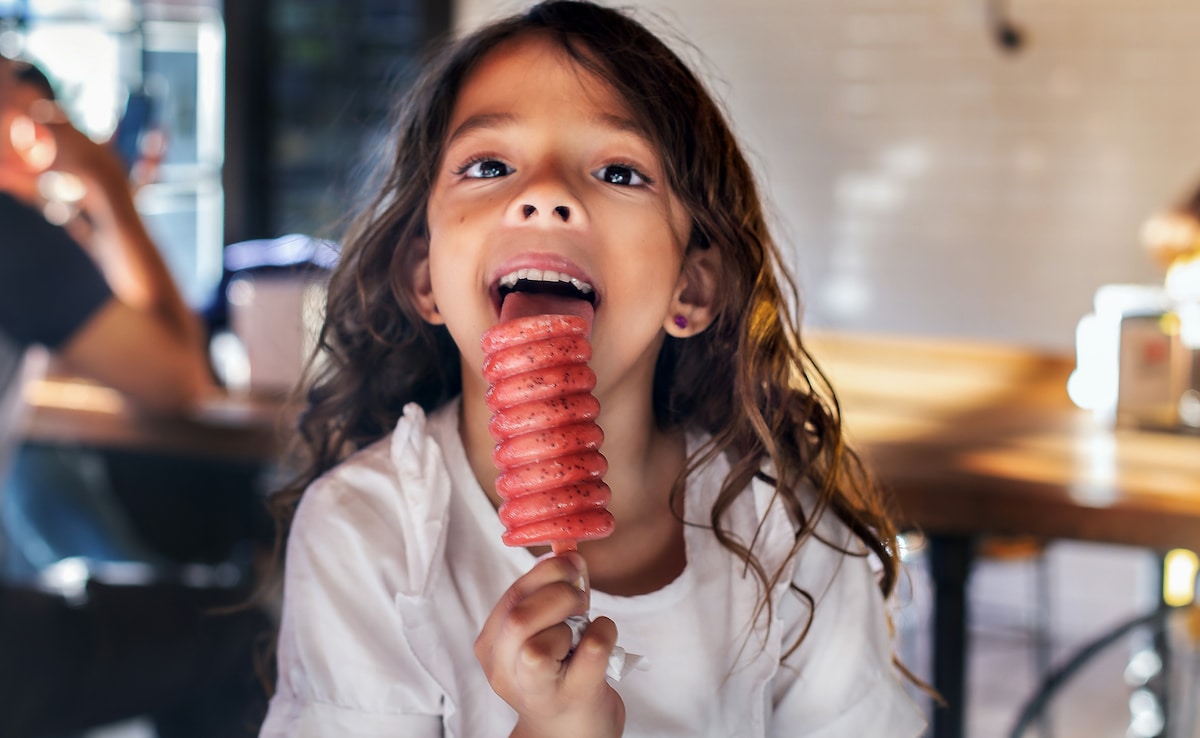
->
xmin=482 ymin=300 xmax=614 ymax=555
xmin=482 ymin=293 xmax=643 ymax=681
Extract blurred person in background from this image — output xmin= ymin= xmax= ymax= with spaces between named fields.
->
xmin=0 ymin=57 xmax=208 ymax=412
xmin=0 ymin=56 xmax=214 ymax=577
xmin=0 ymin=55 xmax=267 ymax=737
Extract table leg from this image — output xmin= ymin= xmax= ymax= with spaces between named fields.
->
xmin=1140 ymin=553 xmax=1171 ymax=738
xmin=928 ymin=534 xmax=975 ymax=738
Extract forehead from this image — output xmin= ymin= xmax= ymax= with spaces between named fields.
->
xmin=448 ymin=34 xmax=638 ymax=133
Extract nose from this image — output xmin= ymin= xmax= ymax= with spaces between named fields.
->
xmin=507 ymin=169 xmax=584 ymax=228
xmin=521 ymin=203 xmax=571 ymax=221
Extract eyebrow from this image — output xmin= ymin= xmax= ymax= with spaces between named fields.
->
xmin=446 ymin=110 xmax=652 ymax=145
xmin=591 ymin=112 xmax=648 ymax=139
xmin=446 ymin=112 xmax=518 ymax=145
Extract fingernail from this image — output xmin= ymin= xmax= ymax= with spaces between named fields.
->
xmin=533 ymin=550 xmax=589 ymax=593
xmin=563 ymin=551 xmax=588 ymax=593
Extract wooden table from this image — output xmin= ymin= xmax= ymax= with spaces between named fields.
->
xmin=23 ymin=376 xmax=288 ymax=461
xmin=809 ymin=333 xmax=1200 ymax=738
xmin=17 ymin=375 xmax=293 ymax=569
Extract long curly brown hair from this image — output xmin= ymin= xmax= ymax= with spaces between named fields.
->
xmin=271 ymin=0 xmax=905 ymax=660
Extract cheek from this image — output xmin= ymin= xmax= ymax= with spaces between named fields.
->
xmin=425 ymin=184 xmax=462 ymax=231
xmin=603 ymin=214 xmax=686 ymax=295
xmin=665 ymin=197 xmax=692 ymax=252
xmin=605 ymin=248 xmax=679 ymax=315
xmin=425 ymin=197 xmax=448 ymax=238
xmin=428 ymin=193 xmax=496 ymax=243
xmin=426 ymin=247 xmax=464 ymax=304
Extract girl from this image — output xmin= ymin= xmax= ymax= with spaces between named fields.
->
xmin=261 ymin=2 xmax=924 ymax=736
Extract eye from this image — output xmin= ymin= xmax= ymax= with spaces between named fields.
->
xmin=459 ymin=158 xmax=512 ymax=179
xmin=593 ymin=164 xmax=650 ymax=187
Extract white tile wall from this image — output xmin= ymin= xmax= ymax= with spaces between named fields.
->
xmin=455 ymin=0 xmax=1200 ymax=351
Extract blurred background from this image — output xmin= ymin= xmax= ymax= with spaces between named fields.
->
xmin=2 ymin=0 xmax=1199 ymax=737
xmin=10 ymin=0 xmax=1196 ymax=347
xmin=459 ymin=0 xmax=1200 ymax=353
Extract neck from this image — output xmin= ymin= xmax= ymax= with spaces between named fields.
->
xmin=458 ymin=357 xmax=688 ymax=596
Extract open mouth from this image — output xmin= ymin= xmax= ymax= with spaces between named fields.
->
xmin=495 ymin=268 xmax=597 ymax=317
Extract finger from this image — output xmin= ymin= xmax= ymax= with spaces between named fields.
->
xmin=480 ymin=578 xmax=586 ymax=680
xmin=535 ymin=548 xmax=590 ymax=594
xmin=563 ymin=615 xmax=619 ymax=689
xmin=514 ymin=620 xmax=576 ymax=693
xmin=27 ymin=98 xmax=68 ymax=125
xmin=9 ymin=114 xmax=55 ymax=172
xmin=503 ymin=579 xmax=587 ymax=641
xmin=476 ymin=581 xmax=588 ymax=702
xmin=477 ymin=552 xmax=586 ymax=650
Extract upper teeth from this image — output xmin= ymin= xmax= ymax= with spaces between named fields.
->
xmin=499 ymin=268 xmax=594 ymax=295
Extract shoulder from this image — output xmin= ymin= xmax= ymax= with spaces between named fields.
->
xmin=683 ymin=448 xmax=883 ymax=629
xmin=763 ymin=479 xmax=888 ymax=644
xmin=684 ymin=443 xmax=877 ymax=590
xmin=679 ymin=451 xmax=922 ymax=734
xmin=295 ymin=430 xmax=406 ymax=524
xmin=270 ymin=403 xmax=461 ymax=731
xmin=689 ymin=451 xmax=886 ymax=650
xmin=767 ymin=487 xmax=925 ymax=735
xmin=289 ymin=403 xmax=453 ymax=597
xmin=794 ymin=492 xmax=877 ymax=598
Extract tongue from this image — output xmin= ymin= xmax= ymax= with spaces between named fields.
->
xmin=500 ymin=292 xmax=595 ymax=330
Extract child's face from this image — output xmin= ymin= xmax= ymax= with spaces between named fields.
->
xmin=424 ymin=34 xmax=693 ymax=398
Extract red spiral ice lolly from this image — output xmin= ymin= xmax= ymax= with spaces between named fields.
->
xmin=481 ymin=313 xmax=614 ymax=554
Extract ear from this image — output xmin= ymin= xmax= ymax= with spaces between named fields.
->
xmin=409 ymin=236 xmax=444 ymax=325
xmin=664 ymin=245 xmax=720 ymax=338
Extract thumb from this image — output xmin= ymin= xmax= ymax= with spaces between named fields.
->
xmin=566 ymin=615 xmax=619 ymax=686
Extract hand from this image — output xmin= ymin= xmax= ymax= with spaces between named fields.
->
xmin=0 ymin=95 xmax=119 ymax=187
xmin=0 ymin=66 xmax=60 ymax=200
xmin=22 ymin=100 xmax=124 ymax=185
xmin=475 ymin=552 xmax=625 ymax=738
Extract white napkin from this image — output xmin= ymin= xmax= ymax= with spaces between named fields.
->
xmin=564 ymin=614 xmax=647 ymax=681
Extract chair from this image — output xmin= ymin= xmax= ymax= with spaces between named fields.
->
xmin=974 ymin=536 xmax=1055 ymax=738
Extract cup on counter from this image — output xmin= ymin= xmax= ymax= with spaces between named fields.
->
xmin=1069 ymin=284 xmax=1200 ymax=432
xmin=211 ymin=272 xmax=327 ymax=397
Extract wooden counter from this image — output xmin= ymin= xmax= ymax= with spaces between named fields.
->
xmin=810 ymin=332 xmax=1200 ymax=549
xmin=809 ymin=332 xmax=1200 ymax=738
xmin=22 ymin=376 xmax=288 ymax=462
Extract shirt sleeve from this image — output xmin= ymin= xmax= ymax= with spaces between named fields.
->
xmin=0 ymin=194 xmax=112 ymax=349
xmin=259 ymin=446 xmax=445 ymax=738
xmin=769 ymin=532 xmax=927 ymax=738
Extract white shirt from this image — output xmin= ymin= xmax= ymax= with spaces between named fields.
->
xmin=261 ymin=400 xmax=925 ymax=737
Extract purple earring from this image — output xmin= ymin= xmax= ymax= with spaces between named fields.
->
xmin=673 ymin=315 xmax=688 ymax=329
